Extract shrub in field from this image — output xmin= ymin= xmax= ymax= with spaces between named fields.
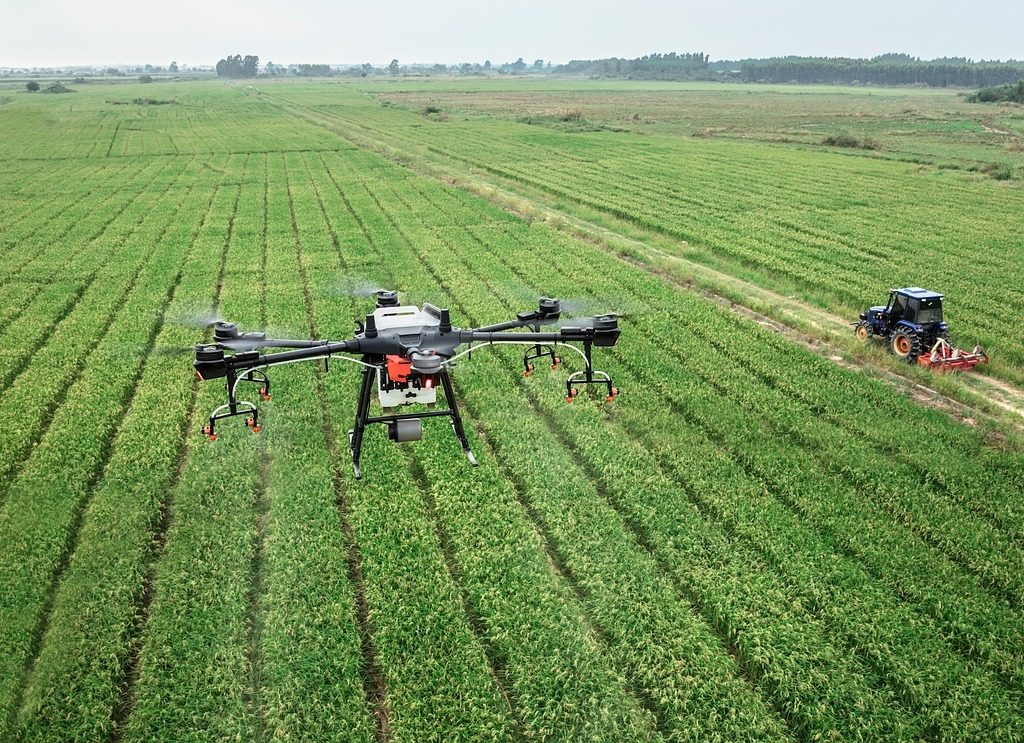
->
xmin=822 ymin=132 xmax=879 ymax=149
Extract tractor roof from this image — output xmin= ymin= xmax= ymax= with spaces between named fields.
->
xmin=895 ymin=287 xmax=943 ymax=301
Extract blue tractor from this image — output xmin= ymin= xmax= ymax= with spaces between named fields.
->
xmin=854 ymin=287 xmax=950 ymax=362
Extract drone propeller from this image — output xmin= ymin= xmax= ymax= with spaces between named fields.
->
xmin=151 ymin=344 xmax=197 ymax=357
xmin=169 ymin=308 xmax=229 ymax=329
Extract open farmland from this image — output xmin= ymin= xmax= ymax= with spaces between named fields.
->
xmin=0 ymin=78 xmax=1023 ymax=742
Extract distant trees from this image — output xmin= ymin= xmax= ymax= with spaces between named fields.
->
xmin=293 ymin=64 xmax=332 ymax=76
xmin=553 ymin=52 xmax=709 ymax=80
xmin=25 ymin=81 xmax=39 ymax=92
xmin=388 ymin=59 xmax=400 ymax=75
xmin=169 ymin=61 xmax=178 ymax=73
xmin=740 ymin=55 xmax=1024 ymax=87
xmin=215 ymin=54 xmax=259 ymax=78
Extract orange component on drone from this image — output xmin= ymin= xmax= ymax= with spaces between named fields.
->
xmin=386 ymin=354 xmax=412 ymax=384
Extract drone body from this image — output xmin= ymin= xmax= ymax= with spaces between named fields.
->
xmin=194 ymin=291 xmax=620 ymax=479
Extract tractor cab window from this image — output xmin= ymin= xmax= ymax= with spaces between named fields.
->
xmin=890 ymin=293 xmax=908 ymax=323
xmin=915 ymin=298 xmax=943 ymax=325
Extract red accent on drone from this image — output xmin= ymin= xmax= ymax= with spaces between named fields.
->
xmin=386 ymin=354 xmax=412 ymax=384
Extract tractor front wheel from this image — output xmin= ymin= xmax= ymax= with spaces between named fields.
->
xmin=854 ymin=322 xmax=873 ymax=342
xmin=890 ymin=329 xmax=921 ymax=361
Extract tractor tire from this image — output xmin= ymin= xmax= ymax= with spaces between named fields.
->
xmin=890 ymin=328 xmax=921 ymax=361
xmin=854 ymin=322 xmax=874 ymax=342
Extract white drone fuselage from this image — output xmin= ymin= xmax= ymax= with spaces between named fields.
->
xmin=374 ymin=304 xmax=439 ymax=407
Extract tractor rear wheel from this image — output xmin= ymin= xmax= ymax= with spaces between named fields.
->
xmin=854 ymin=322 xmax=873 ymax=342
xmin=890 ymin=329 xmax=921 ymax=361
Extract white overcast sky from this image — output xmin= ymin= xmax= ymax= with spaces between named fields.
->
xmin=2 ymin=0 xmax=1022 ymax=68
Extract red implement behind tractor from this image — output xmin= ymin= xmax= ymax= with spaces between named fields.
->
xmin=916 ymin=337 xmax=988 ymax=372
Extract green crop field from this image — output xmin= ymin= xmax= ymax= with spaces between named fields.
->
xmin=0 ymin=77 xmax=1022 ymax=742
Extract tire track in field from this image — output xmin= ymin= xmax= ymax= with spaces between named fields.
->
xmin=358 ymin=177 xmax=664 ymax=735
xmin=283 ymin=157 xmax=390 ymax=743
xmin=244 ymin=151 xmax=270 ymax=743
xmin=110 ymin=176 xmax=240 ymax=741
xmin=0 ymin=159 xmax=195 ymax=509
xmin=8 ymin=178 xmax=216 ymax=732
xmin=316 ymin=157 xmax=525 ymax=737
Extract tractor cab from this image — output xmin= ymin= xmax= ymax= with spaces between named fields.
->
xmin=859 ymin=287 xmax=946 ymax=339
xmin=885 ymin=287 xmax=944 ymax=327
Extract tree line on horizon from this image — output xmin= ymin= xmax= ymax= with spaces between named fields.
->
xmin=554 ymin=52 xmax=1024 ymax=88
xmin=210 ymin=50 xmax=1024 ymax=90
xmin=738 ymin=54 xmax=1024 ymax=87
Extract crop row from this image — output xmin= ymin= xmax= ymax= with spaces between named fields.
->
xmin=0 ymin=155 xmax=174 ymax=281
xmin=0 ymin=157 xmax=193 ymax=394
xmin=337 ymin=162 xmax=671 ymax=740
xmin=0 ymin=158 xmax=209 ymax=505
xmin=0 ymin=173 xmax=228 ymax=738
xmin=0 ymin=156 xmax=203 ymax=504
xmin=291 ymin=89 xmax=1024 ymax=380
xmin=13 ymin=169 xmax=235 ymax=739
xmin=352 ymin=159 xmax=1023 ymax=737
xmin=444 ymin=198 xmax=1024 ymax=694
xmin=295 ymin=151 xmax=521 ymax=741
xmin=364 ymin=178 xmax=920 ymax=739
xmin=112 ymin=155 xmax=266 ymax=740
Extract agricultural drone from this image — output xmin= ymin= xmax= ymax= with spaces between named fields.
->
xmin=193 ymin=291 xmax=621 ymax=478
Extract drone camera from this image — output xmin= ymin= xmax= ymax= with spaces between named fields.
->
xmin=388 ymin=418 xmax=422 ymax=442
xmin=193 ymin=345 xmax=227 ymax=380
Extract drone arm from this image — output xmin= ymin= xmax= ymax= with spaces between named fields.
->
xmin=255 ymin=338 xmax=338 ymax=349
xmin=239 ymin=339 xmax=359 ymax=370
xmin=195 ymin=339 xmax=361 ymax=381
xmin=461 ymin=325 xmax=620 ymax=347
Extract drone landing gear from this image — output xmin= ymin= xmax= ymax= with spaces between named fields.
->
xmin=348 ymin=364 xmax=477 ymax=479
xmin=523 ymin=344 xmax=559 ymax=376
xmin=201 ymin=369 xmax=271 ymax=440
xmin=565 ymin=340 xmax=618 ymax=402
